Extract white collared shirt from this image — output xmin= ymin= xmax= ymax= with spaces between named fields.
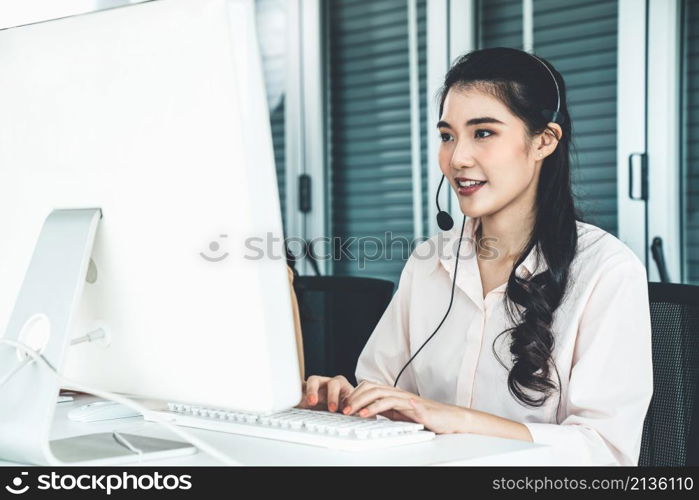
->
xmin=355 ymin=216 xmax=653 ymax=465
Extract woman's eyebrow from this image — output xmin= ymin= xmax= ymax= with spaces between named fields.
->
xmin=436 ymin=117 xmax=505 ymax=129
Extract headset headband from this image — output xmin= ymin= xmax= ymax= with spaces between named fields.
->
xmin=529 ymin=53 xmax=564 ymax=125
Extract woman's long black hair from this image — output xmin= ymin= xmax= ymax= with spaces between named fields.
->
xmin=437 ymin=47 xmax=583 ymax=411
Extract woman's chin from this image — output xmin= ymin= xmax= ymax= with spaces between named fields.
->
xmin=457 ymin=205 xmax=490 ymax=219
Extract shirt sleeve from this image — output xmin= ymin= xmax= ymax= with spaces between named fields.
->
xmin=354 ymin=256 xmax=419 ymax=393
xmin=522 ymin=256 xmax=654 ymax=466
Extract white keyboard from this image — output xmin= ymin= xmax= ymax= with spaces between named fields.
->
xmin=143 ymin=403 xmax=435 ymax=451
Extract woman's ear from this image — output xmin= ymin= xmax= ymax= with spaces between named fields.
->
xmin=536 ymin=124 xmax=562 ymax=158
xmin=546 ymin=123 xmax=563 ymax=142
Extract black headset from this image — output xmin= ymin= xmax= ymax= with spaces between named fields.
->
xmin=392 ymin=53 xmax=564 ymax=389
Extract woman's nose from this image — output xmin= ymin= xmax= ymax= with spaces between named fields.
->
xmin=449 ymin=141 xmax=476 ymax=170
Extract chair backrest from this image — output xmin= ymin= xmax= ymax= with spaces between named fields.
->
xmin=640 ymin=282 xmax=699 ymax=466
xmin=293 ymin=276 xmax=395 ymax=385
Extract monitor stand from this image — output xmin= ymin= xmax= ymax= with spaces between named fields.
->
xmin=0 ymin=208 xmax=195 ymax=465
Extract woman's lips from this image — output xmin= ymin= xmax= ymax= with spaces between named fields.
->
xmin=456 ymin=181 xmax=487 ymax=196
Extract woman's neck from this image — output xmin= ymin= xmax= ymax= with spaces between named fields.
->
xmin=476 ymin=208 xmax=535 ymax=263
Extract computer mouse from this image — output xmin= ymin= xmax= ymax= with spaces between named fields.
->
xmin=67 ymin=401 xmax=142 ymax=423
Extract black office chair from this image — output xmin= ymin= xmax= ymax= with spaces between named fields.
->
xmin=293 ymin=276 xmax=395 ymax=385
xmin=639 ymin=282 xmax=699 ymax=466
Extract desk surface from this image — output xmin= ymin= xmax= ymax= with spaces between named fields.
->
xmin=1 ymin=394 xmax=571 ymax=466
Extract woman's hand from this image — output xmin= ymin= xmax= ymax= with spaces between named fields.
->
xmin=296 ymin=375 xmax=355 ymax=413
xmin=342 ymin=380 xmax=470 ymax=434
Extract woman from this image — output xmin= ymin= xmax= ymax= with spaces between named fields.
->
xmin=299 ymin=47 xmax=653 ymax=466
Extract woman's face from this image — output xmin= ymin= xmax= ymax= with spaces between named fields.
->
xmin=437 ymin=87 xmax=549 ymax=219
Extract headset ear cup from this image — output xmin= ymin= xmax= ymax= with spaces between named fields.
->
xmin=541 ymin=109 xmax=564 ymax=126
xmin=437 ymin=211 xmax=454 ymax=231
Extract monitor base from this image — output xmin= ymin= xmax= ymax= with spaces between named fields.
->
xmin=0 ymin=208 xmax=102 ymax=465
xmin=49 ymin=432 xmax=197 ymax=465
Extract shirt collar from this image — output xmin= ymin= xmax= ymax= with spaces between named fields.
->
xmin=439 ymin=216 xmax=548 ymax=286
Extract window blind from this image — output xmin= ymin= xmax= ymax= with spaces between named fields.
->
xmin=478 ymin=0 xmax=619 ymax=236
xmin=327 ymin=0 xmax=426 ymax=284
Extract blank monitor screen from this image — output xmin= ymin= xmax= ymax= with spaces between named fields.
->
xmin=0 ymin=0 xmax=301 ymax=413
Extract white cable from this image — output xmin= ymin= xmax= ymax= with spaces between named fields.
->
xmin=70 ymin=328 xmax=106 ymax=346
xmin=0 ymin=356 xmax=34 ymax=388
xmin=0 ymin=338 xmax=239 ymax=466
xmin=112 ymin=431 xmax=143 ymax=463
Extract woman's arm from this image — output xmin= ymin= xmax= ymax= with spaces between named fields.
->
xmin=342 ymin=380 xmax=533 ymax=440
xmin=343 ymin=382 xmax=532 ymax=442
xmin=345 ymin=254 xmax=653 ymax=466
xmin=459 ymin=408 xmax=533 ymax=442
xmin=520 ymin=256 xmax=653 ymax=465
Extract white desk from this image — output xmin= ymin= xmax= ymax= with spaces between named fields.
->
xmin=0 ymin=394 xmax=571 ymax=466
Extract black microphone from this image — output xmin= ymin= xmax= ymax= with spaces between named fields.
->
xmin=435 ymin=175 xmax=454 ymax=231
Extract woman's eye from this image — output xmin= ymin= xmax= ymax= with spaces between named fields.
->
xmin=439 ymin=130 xmax=492 ymax=142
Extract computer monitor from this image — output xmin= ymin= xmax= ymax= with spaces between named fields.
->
xmin=0 ymin=0 xmax=301 ymax=464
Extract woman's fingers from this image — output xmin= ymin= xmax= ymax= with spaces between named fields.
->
xmin=302 ymin=375 xmax=355 ymax=411
xmin=326 ymin=376 xmax=349 ymax=412
xmin=359 ymin=397 xmax=413 ymax=419
xmin=343 ymin=386 xmax=398 ymax=415
xmin=340 ymin=380 xmax=374 ymax=414
xmin=338 ymin=382 xmax=354 ymax=411
xmin=304 ymin=375 xmax=328 ymax=406
xmin=300 ymin=377 xmax=422 ymax=421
